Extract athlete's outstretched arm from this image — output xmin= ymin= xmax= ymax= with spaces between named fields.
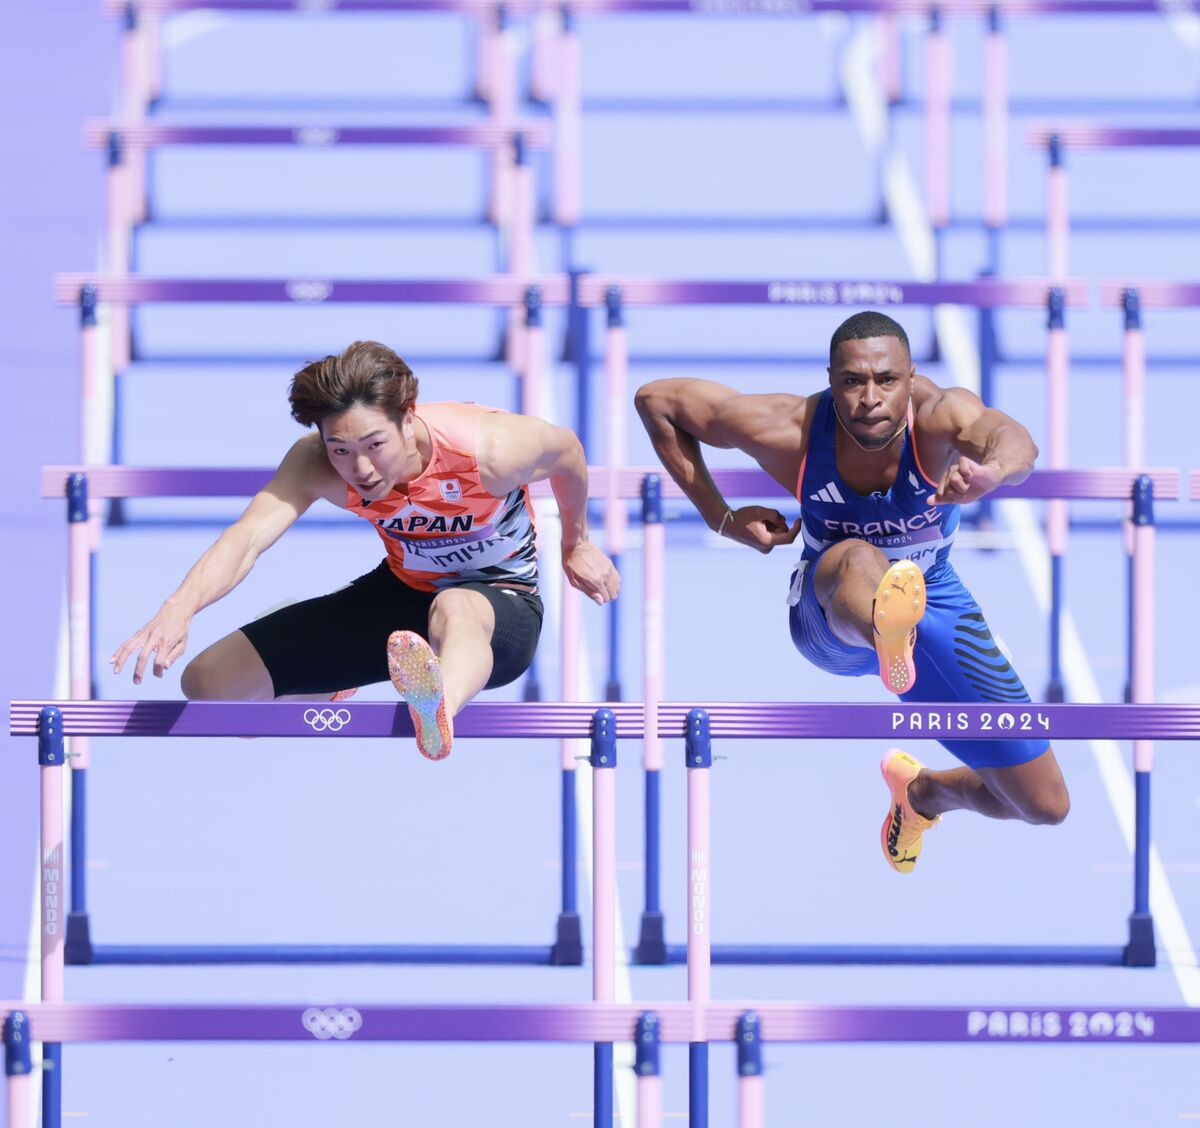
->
xmin=479 ymin=413 xmax=620 ymax=605
xmin=634 ymin=377 xmax=804 ymax=553
xmin=924 ymin=386 xmax=1039 ymax=505
xmin=109 ymin=437 xmax=330 ymax=683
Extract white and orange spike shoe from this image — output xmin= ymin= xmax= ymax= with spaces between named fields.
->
xmin=871 ymin=559 xmax=926 ymax=694
xmin=880 ymin=749 xmax=939 ymax=873
xmin=386 ymin=630 xmax=452 ymax=761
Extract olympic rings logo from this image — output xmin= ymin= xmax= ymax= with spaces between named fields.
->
xmin=302 ymin=1007 xmax=363 ymax=1041
xmin=303 ymin=708 xmax=352 ymax=732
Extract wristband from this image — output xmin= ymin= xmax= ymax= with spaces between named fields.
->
xmin=717 ymin=508 xmax=734 ymax=537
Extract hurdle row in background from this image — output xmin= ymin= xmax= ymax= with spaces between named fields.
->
xmin=103 ymin=0 xmax=1200 ymax=263
xmin=10 ymin=697 xmax=1200 ymax=1127
xmin=38 ymin=460 xmax=1188 ymax=974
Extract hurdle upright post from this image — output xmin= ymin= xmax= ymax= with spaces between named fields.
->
xmin=4 ymin=1011 xmax=33 ymax=1128
xmin=487 ymin=6 xmax=517 ymax=226
xmin=1044 ymin=287 xmax=1069 ymax=702
xmin=924 ymin=6 xmax=951 ymax=277
xmin=686 ymin=708 xmax=712 ymax=1128
xmin=1121 ymin=289 xmax=1145 ymax=703
xmin=636 ymin=474 xmax=667 ymax=964
xmin=982 ymin=6 xmax=1007 ymax=273
xmin=737 ymin=1011 xmax=765 ymax=1128
xmin=553 ymin=5 xmax=583 ymax=228
xmin=551 ymin=578 xmax=583 ymax=964
xmin=506 ymin=136 xmax=535 ymax=374
xmin=604 ymin=287 xmax=627 ymax=701
xmin=1047 ymin=134 xmax=1069 ymax=280
xmin=590 ymin=708 xmax=617 ymax=1127
xmin=1124 ymin=476 xmax=1157 ymax=967
xmin=65 ymin=474 xmax=95 ymax=965
xmin=635 ymin=1011 xmax=663 ymax=1128
xmin=39 ymin=706 xmax=66 ymax=1128
xmin=530 ymin=3 xmax=563 ymax=104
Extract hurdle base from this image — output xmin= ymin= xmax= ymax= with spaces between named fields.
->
xmin=1123 ymin=913 xmax=1157 ymax=967
xmin=64 ymin=913 xmax=95 ymax=965
xmin=634 ymin=911 xmax=666 ymax=964
xmin=550 ymin=912 xmax=583 ymax=966
xmin=84 ymin=943 xmax=561 ymax=966
xmin=659 ymin=943 xmax=1132 ymax=966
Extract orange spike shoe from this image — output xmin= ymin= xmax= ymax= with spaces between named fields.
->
xmin=387 ymin=631 xmax=453 ymax=761
xmin=871 ymin=559 xmax=926 ymax=694
xmin=880 ymin=749 xmax=939 ymax=873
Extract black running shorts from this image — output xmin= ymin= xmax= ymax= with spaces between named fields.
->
xmin=240 ymin=560 xmax=543 ymax=697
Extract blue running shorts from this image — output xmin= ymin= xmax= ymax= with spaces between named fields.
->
xmin=787 ymin=551 xmax=1050 ymax=770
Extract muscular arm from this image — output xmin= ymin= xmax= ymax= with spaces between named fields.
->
xmin=923 ymin=385 xmax=1039 ymax=504
xmin=110 ymin=436 xmax=335 ymax=681
xmin=634 ymin=377 xmax=805 ymax=551
xmin=478 ymin=413 xmax=620 ymax=604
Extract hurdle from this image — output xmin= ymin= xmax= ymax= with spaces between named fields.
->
xmin=634 ymin=468 xmax=1179 ymax=967
xmin=10 ymin=699 xmax=1200 ymax=1125
xmin=39 ymin=456 xmax=642 ymax=967
xmin=108 ymin=1 xmax=522 ymax=118
xmin=1030 ymin=125 xmax=1200 ymax=286
xmin=53 ymin=274 xmax=569 ymax=478
xmin=575 ymin=276 xmax=1089 ymax=700
xmin=85 ymin=120 xmax=551 ymax=373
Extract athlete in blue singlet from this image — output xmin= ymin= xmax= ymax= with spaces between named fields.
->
xmin=635 ymin=311 xmax=1069 ymax=873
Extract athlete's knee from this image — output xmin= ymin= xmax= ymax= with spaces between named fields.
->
xmin=1013 ymin=784 xmax=1071 ymax=826
xmin=428 ymin=587 xmax=490 ymax=636
xmin=180 ymin=650 xmax=224 ymax=700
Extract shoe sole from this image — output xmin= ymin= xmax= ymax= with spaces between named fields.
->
xmin=387 ymin=631 xmax=452 ymax=761
xmin=872 ymin=560 xmax=926 ymax=694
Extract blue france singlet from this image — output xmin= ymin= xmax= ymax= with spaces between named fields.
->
xmin=797 ymin=390 xmax=958 ymax=575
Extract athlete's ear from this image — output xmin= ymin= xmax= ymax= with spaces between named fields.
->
xmin=399 ymin=406 xmax=415 ymax=437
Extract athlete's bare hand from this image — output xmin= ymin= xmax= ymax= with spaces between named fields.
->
xmin=722 ymin=507 xmax=802 ymax=554
xmin=929 ymin=457 xmax=1004 ymax=506
xmin=562 ymin=540 xmax=621 ymax=605
xmin=109 ymin=603 xmax=192 ymax=685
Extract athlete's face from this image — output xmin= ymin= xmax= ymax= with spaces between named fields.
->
xmin=319 ymin=402 xmax=417 ymax=500
xmin=827 ymin=336 xmax=915 ymax=451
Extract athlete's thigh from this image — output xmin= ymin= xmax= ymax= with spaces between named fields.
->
xmin=240 ymin=561 xmax=434 ymax=696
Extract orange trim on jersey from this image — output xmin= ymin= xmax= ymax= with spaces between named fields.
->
xmin=794 ymin=453 xmax=807 ymax=500
xmin=906 ymin=399 xmax=938 ymax=489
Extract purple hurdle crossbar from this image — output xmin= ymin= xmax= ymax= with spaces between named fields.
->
xmin=7 ymin=999 xmax=1198 ymax=1128
xmin=630 ymin=467 xmax=1179 ymax=969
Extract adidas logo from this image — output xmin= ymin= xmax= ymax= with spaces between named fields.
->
xmin=808 ymin=480 xmax=845 ymax=504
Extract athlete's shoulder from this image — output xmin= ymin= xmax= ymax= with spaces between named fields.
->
xmin=274 ymin=433 xmax=344 ymax=506
xmin=911 ymin=375 xmax=977 ymax=431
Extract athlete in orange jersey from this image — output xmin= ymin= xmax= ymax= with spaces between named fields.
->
xmin=111 ymin=341 xmax=620 ymax=759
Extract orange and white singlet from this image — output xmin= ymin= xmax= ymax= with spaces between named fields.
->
xmin=345 ymin=402 xmax=538 ymax=592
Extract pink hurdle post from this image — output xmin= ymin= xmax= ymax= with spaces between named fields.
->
xmin=67 ymin=476 xmax=93 ymax=772
xmin=880 ymin=14 xmax=902 ymax=105
xmin=1045 ymin=289 xmax=1070 ymax=701
xmin=552 ymin=8 xmax=582 ymax=227
xmin=604 ymin=289 xmax=629 ymax=565
xmin=642 ymin=477 xmax=664 ymax=777
xmin=737 ymin=1012 xmax=765 ymax=1128
xmin=530 ymin=3 xmax=563 ymax=103
xmin=686 ymin=710 xmax=712 ymax=1118
xmin=982 ymin=7 xmax=1008 ymax=253
xmin=1121 ymin=290 xmax=1146 ymax=554
xmin=519 ymin=285 xmax=543 ymax=416
xmin=40 ymin=710 xmax=67 ymax=1004
xmin=924 ymin=8 xmax=951 ymax=243
xmin=79 ymin=287 xmax=101 ymax=471
xmin=475 ymin=8 xmax=498 ymax=103
xmin=120 ymin=4 xmax=148 ymax=117
xmin=635 ymin=1012 xmax=663 ymax=1128
xmin=488 ymin=10 xmax=517 ymax=225
xmin=505 ymin=138 xmax=536 ymax=374
xmin=1047 ymin=135 xmax=1069 ymax=279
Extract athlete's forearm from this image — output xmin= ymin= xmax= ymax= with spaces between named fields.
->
xmin=635 ymin=386 xmax=729 ymax=530
xmin=977 ymin=420 xmax=1037 ymax=484
xmin=549 ymin=437 xmax=592 ymax=549
xmin=160 ymin=525 xmax=261 ymax=620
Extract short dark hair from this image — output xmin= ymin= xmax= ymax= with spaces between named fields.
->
xmin=289 ymin=340 xmax=418 ymax=428
xmin=829 ymin=311 xmax=911 ymax=367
